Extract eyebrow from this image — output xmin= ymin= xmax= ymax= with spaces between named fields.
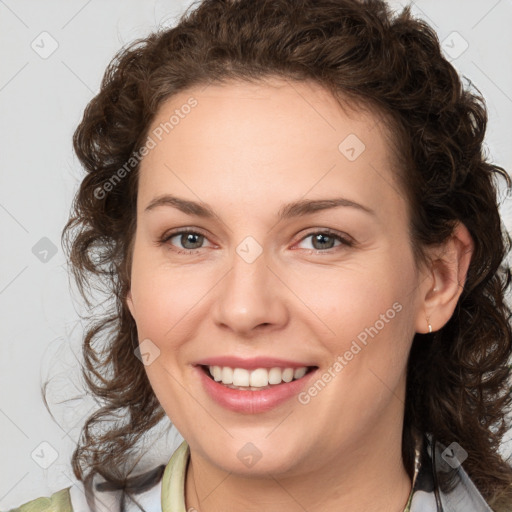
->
xmin=144 ymin=194 xmax=375 ymax=219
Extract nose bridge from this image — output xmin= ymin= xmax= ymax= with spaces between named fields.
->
xmin=212 ymin=236 xmax=289 ymax=334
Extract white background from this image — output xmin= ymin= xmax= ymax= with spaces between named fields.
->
xmin=1 ymin=0 xmax=511 ymax=508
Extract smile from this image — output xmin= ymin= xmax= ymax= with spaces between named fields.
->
xmin=196 ymin=362 xmax=318 ymax=413
xmin=206 ymin=365 xmax=310 ymax=389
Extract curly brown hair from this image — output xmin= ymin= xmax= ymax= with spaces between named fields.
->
xmin=59 ymin=0 xmax=512 ymax=509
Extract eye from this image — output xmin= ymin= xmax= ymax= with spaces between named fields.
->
xmin=295 ymin=230 xmax=353 ymax=251
xmin=159 ymin=228 xmax=353 ymax=254
xmin=159 ymin=229 xmax=213 ymax=254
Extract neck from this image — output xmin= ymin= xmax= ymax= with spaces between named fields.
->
xmin=184 ymin=426 xmax=412 ymax=512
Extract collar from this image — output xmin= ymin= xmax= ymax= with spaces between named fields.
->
xmin=161 ymin=440 xmax=189 ymax=512
xmin=408 ymin=432 xmax=494 ymax=511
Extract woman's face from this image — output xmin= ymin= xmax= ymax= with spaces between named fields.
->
xmin=127 ymin=78 xmax=429 ymax=476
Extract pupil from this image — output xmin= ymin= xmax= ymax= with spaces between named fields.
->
xmin=182 ymin=233 xmax=203 ymax=249
xmin=313 ymin=233 xmax=334 ymax=250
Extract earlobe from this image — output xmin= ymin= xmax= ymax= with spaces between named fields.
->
xmin=416 ymin=222 xmax=474 ymax=334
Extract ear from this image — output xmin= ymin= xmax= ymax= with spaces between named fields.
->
xmin=126 ymin=290 xmax=135 ymax=318
xmin=415 ymin=222 xmax=474 ymax=333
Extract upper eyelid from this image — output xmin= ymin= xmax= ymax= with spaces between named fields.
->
xmin=162 ymin=227 xmax=212 ymax=240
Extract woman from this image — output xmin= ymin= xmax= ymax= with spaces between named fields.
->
xmin=6 ymin=0 xmax=512 ymax=511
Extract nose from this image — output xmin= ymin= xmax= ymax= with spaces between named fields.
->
xmin=211 ymin=246 xmax=290 ymax=337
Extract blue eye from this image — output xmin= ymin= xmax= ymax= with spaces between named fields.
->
xmin=160 ymin=229 xmax=211 ymax=254
xmin=296 ymin=231 xmax=352 ymax=251
xmin=169 ymin=232 xmax=205 ymax=250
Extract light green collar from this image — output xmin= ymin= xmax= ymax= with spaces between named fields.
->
xmin=161 ymin=440 xmax=190 ymax=512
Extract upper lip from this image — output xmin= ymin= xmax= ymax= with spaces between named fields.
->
xmin=194 ymin=356 xmax=316 ymax=370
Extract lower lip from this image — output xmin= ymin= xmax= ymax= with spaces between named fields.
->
xmin=196 ymin=366 xmax=317 ymax=414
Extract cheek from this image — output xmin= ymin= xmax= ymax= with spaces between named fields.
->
xmin=128 ymin=246 xmax=209 ymax=348
xmin=287 ymin=257 xmax=413 ymax=355
xmin=294 ymin=260 xmax=417 ymax=428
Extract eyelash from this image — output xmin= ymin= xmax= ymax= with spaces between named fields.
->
xmin=158 ymin=228 xmax=354 ymax=255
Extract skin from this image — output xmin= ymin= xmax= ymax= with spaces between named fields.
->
xmin=126 ymin=77 xmax=473 ymax=512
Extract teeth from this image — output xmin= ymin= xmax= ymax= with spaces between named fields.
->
xmin=233 ymin=368 xmax=250 ymax=387
xmin=207 ymin=365 xmax=309 ymax=388
xmin=249 ymin=368 xmax=268 ymax=387
xmin=221 ymin=366 xmax=233 ymax=384
xmin=294 ymin=367 xmax=307 ymax=379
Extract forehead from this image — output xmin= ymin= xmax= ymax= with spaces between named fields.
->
xmin=146 ymin=77 xmax=386 ymax=149
xmin=137 ymin=78 xmax=405 ymax=220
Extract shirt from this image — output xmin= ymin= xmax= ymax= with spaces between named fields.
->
xmin=4 ymin=432 xmax=496 ymax=511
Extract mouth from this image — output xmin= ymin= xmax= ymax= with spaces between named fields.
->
xmin=199 ymin=364 xmax=318 ymax=391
